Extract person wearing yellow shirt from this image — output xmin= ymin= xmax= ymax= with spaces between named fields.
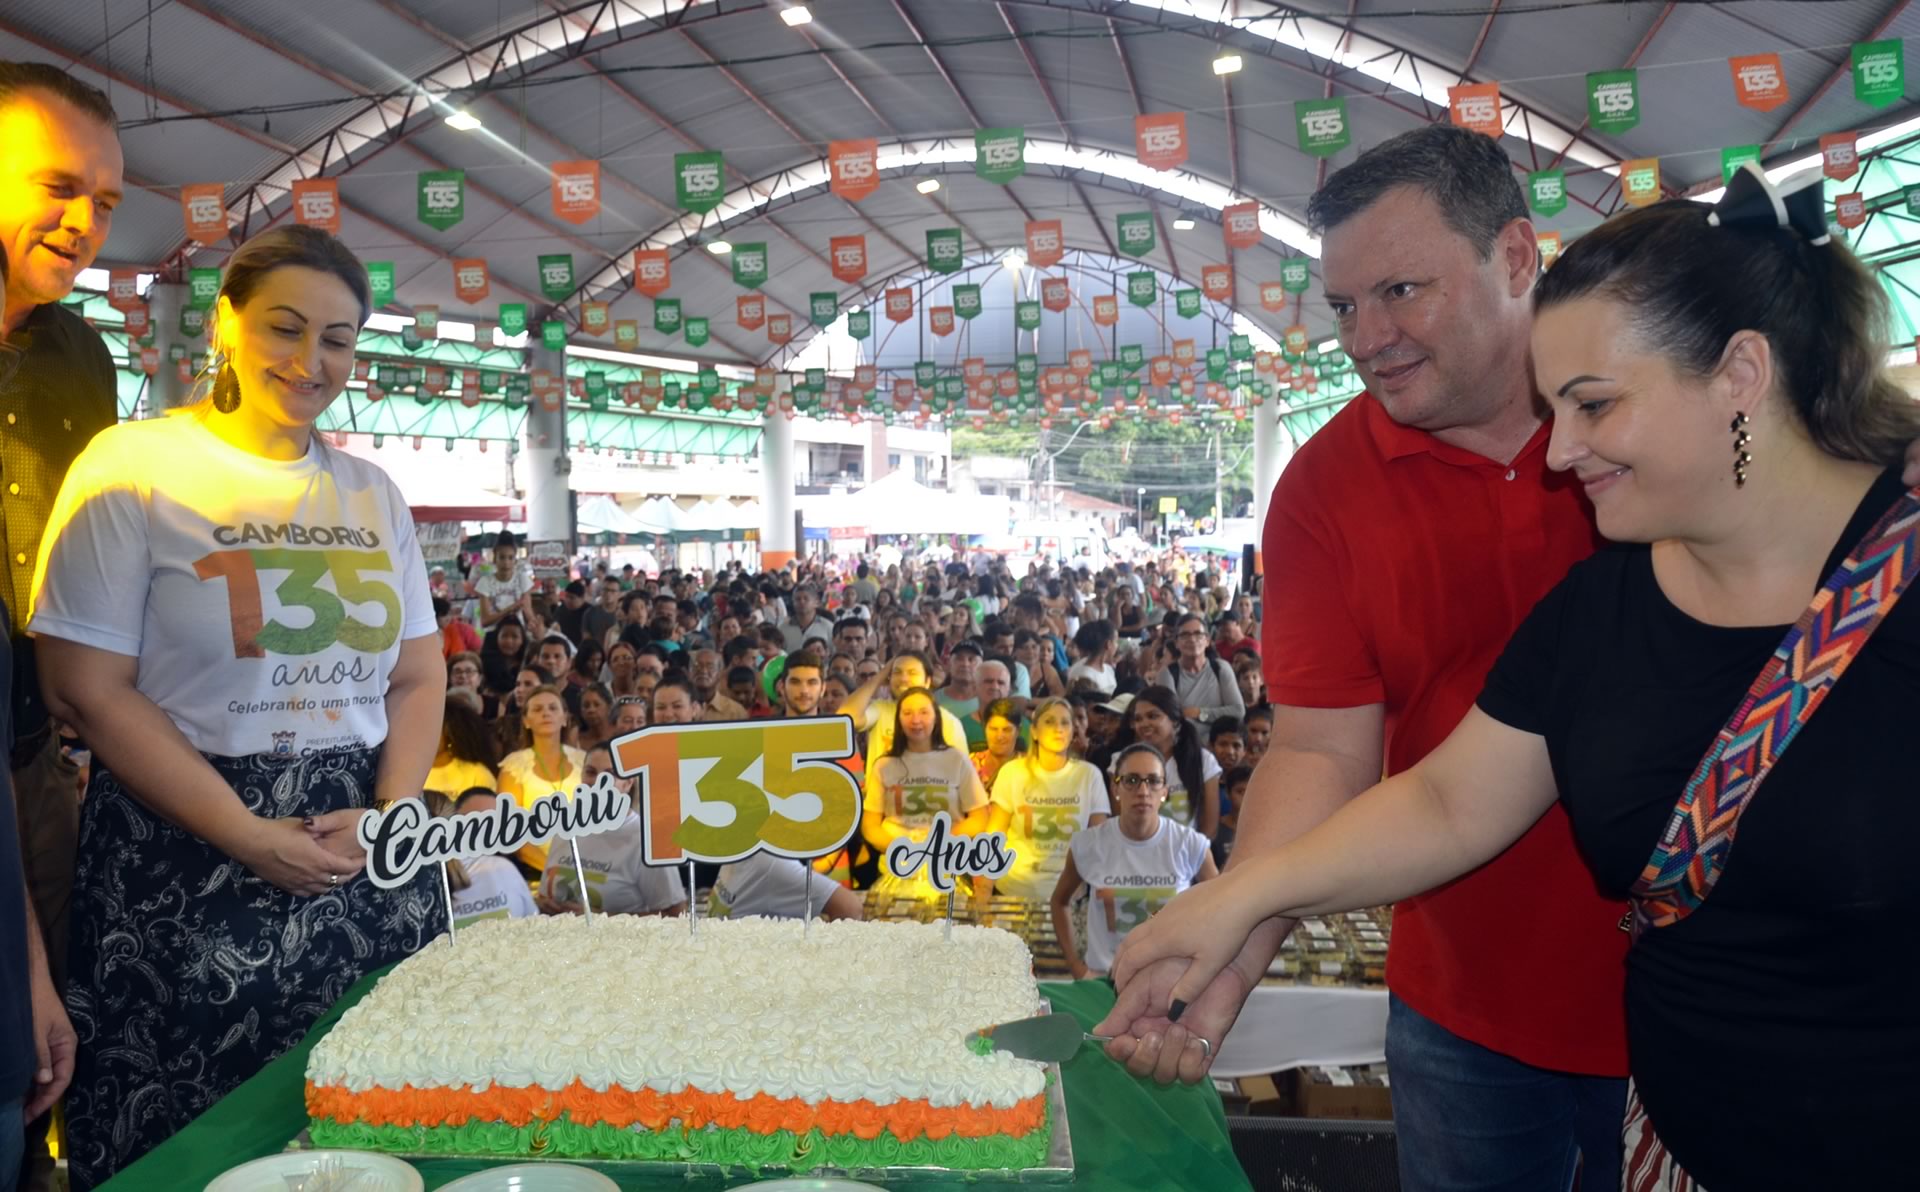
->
xmin=496 ymin=686 xmax=584 ymax=871
xmin=424 ymin=695 xmax=498 ymax=798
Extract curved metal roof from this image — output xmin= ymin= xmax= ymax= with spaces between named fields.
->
xmin=4 ymin=0 xmax=1916 ymax=373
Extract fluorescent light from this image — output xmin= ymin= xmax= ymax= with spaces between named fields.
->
xmin=445 ymin=111 xmax=482 ymax=131
xmin=781 ymin=4 xmax=812 ymax=25
xmin=916 ymin=178 xmax=941 ymax=195
xmin=707 ymin=240 xmax=733 ymax=254
xmin=1003 ymin=250 xmax=1025 ymax=272
xmin=1213 ymin=54 xmax=1243 ymax=76
xmin=1173 ymin=216 xmax=1196 ymax=231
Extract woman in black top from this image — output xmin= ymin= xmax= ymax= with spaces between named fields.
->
xmin=1111 ymin=171 xmax=1919 ymax=1188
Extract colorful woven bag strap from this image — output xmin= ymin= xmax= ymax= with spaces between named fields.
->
xmin=1630 ymin=485 xmax=1920 ymax=936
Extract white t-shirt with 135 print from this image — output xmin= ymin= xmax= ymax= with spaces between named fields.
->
xmin=30 ymin=413 xmax=437 ymax=758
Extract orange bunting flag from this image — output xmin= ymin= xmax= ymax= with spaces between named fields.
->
xmin=1222 ymin=201 xmax=1261 ymax=250
xmin=632 ymin=249 xmax=671 ymax=297
xmin=1173 ymin=339 xmax=1197 ymax=367
xmin=884 ymin=288 xmax=913 ymax=323
xmin=829 ymin=139 xmax=880 ymax=201
xmin=1618 ymin=158 xmax=1661 ymax=207
xmin=1135 ymin=112 xmax=1189 ymax=171
xmin=581 ymin=301 xmax=610 ymax=335
xmin=830 ymin=235 xmax=868 ymax=284
xmin=1092 ymin=295 xmax=1118 ymax=326
xmin=1820 ymin=132 xmax=1859 ymax=181
xmin=181 ymin=182 xmax=228 ymax=244
xmin=929 ymin=306 xmax=955 ymax=337
xmin=291 ymin=178 xmax=341 ymax=234
xmin=1835 ymin=193 xmax=1866 ymax=229
xmin=1259 ymin=281 xmax=1288 ymax=313
xmin=767 ymin=313 xmax=792 ymax=344
xmin=551 ymin=160 xmax=601 ymax=224
xmin=1448 ymin=83 xmax=1503 ymax=138
xmin=453 ymin=258 xmax=489 ymax=304
xmin=736 ymin=293 xmax=765 ymax=331
xmin=107 ymin=269 xmax=140 ymax=312
xmin=1729 ymin=54 xmax=1789 ymax=112
xmin=1202 ymin=264 xmax=1234 ymax=303
xmin=1041 ymin=277 xmax=1070 ymax=313
xmin=1537 ymin=232 xmax=1562 ymax=269
xmin=1026 ymin=220 xmax=1064 ymax=268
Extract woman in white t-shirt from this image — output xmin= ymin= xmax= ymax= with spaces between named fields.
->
xmin=978 ymin=697 xmax=1109 ymax=902
xmin=497 ymin=686 xmax=585 ymax=871
xmin=710 ymin=852 xmax=864 ymax=922
xmin=1053 ymin=743 xmax=1216 ymax=980
xmin=31 ymin=227 xmax=445 ymax=1187
xmin=862 ymin=687 xmax=987 ymax=899
xmin=1103 ymin=685 xmax=1220 ymax=839
xmin=539 ymin=741 xmax=685 ymax=917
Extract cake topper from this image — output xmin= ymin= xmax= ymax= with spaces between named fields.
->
xmin=357 ymin=777 xmax=631 ymax=890
xmin=883 ymin=811 xmax=1017 ymax=939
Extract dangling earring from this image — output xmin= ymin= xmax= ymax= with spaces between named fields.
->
xmin=210 ymin=353 xmax=242 ymax=414
xmin=1730 ymin=411 xmax=1751 ymax=488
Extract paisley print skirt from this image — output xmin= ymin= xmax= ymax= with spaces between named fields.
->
xmin=62 ymin=746 xmax=445 ymax=1190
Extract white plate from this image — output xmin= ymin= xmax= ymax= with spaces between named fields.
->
xmin=439 ymin=1165 xmax=620 ymax=1191
xmin=206 ymin=1150 xmax=423 ymax=1192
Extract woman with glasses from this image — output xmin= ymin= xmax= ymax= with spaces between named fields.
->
xmin=1052 ymin=743 xmax=1216 ymax=981
xmin=605 ymin=639 xmax=641 ymax=700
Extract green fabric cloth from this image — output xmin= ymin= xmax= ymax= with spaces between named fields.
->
xmin=98 ymin=972 xmax=1248 ymax=1192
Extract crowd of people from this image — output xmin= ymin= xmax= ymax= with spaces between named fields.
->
xmin=428 ymin=538 xmax=1257 ymax=940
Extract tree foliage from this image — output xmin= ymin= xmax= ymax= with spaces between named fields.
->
xmin=951 ymin=415 xmax=1256 ymax=519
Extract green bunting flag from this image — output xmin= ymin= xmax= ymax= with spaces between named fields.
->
xmin=654 ymin=298 xmax=682 ymax=334
xmin=927 ymin=228 xmax=963 ymax=274
xmin=975 ymin=127 xmax=1026 ymax=185
xmin=498 ymin=303 xmax=527 ymax=336
xmin=1586 ymin=70 xmax=1640 ymax=135
xmin=1119 ymin=344 xmax=1144 ymax=372
xmin=1280 ymin=259 xmax=1312 ymax=294
xmin=732 ymin=243 xmax=768 ymax=288
xmin=188 ymin=267 xmax=221 ymax=309
xmin=1175 ymin=289 xmax=1203 ymax=318
xmin=1127 ymin=271 xmax=1157 ymax=307
xmin=1294 ymin=98 xmax=1350 ymax=156
xmin=1015 ymin=301 xmax=1041 ymax=331
xmin=537 ymin=254 xmax=574 ymax=301
xmin=1116 ymin=212 xmax=1155 ymax=257
xmin=1528 ymin=169 xmax=1567 ymax=217
xmin=1853 ymin=40 xmax=1905 ymax=108
xmin=847 ymin=310 xmax=872 ymax=341
xmin=809 ymin=292 xmax=838 ymax=327
xmin=684 ymin=317 xmax=709 ymax=347
xmin=1721 ymin=145 xmax=1762 ymax=184
xmin=540 ymin=321 xmax=565 ymax=351
xmin=1206 ymin=348 xmax=1228 ymax=381
xmin=916 ymin=360 xmax=937 ymax=387
xmin=953 ymin=284 xmax=982 ymax=320
xmin=365 ymin=262 xmax=395 ymax=310
xmin=1230 ymin=333 xmax=1252 ymax=361
xmin=675 ymin=151 xmax=726 ymax=213
xmin=417 ymin=170 xmax=465 ymax=231
xmin=178 ymin=306 xmax=204 ymax=339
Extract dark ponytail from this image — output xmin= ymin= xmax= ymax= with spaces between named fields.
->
xmin=1535 ymin=198 xmax=1920 ymax=467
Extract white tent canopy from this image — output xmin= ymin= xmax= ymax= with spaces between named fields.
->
xmin=799 ymin=472 xmax=1010 ymax=536
xmin=576 ymin=494 xmax=647 ymax=535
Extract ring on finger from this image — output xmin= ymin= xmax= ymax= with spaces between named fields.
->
xmin=327 ymin=872 xmax=338 ymax=886
xmin=1195 ymin=1036 xmax=1213 ymax=1060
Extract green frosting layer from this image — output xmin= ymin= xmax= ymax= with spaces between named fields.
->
xmin=309 ymin=1106 xmax=1051 ymax=1173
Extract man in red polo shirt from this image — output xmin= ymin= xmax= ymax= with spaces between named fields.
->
xmin=1099 ymin=126 xmax=1628 ymax=1190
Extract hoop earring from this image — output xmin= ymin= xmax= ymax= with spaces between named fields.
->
xmin=1730 ymin=411 xmax=1751 ymax=488
xmin=210 ymin=355 xmax=242 ymax=414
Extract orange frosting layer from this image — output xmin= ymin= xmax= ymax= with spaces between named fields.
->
xmin=306 ymin=1080 xmax=1047 ymax=1142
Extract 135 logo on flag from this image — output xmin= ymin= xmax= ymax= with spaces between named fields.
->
xmin=1135 ymin=112 xmax=1188 ymax=171
xmin=829 ymin=139 xmax=880 ymax=201
xmin=830 ymin=235 xmax=867 ymax=284
xmin=1026 ymin=220 xmax=1064 ymax=268
xmin=291 ymin=178 xmax=341 ymax=234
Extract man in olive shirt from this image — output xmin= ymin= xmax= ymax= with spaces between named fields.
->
xmin=0 ymin=62 xmax=123 ymax=1190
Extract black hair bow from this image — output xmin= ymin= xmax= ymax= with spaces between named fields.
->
xmin=1708 ymin=162 xmax=1831 ymax=246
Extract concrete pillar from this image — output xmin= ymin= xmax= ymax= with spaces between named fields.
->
xmin=1252 ymin=398 xmax=1295 ymax=574
xmin=866 ymin=418 xmax=889 ymax=483
xmin=523 ymin=344 xmax=572 ymax=544
xmin=144 ymin=282 xmax=194 ymax=410
xmin=761 ymin=405 xmax=796 ymax=570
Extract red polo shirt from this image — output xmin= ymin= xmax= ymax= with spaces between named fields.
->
xmin=1262 ymin=394 xmax=1628 ymax=1076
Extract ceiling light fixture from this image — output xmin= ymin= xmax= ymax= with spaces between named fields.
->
xmin=707 ymin=240 xmax=733 ymax=254
xmin=1173 ymin=215 xmax=1196 ymax=231
xmin=781 ymin=5 xmax=813 ymax=26
xmin=1003 ymin=250 xmax=1025 ymax=272
xmin=916 ymin=178 xmax=941 ymax=195
xmin=445 ymin=111 xmax=483 ymax=131
xmin=1213 ymin=53 xmax=1243 ymax=76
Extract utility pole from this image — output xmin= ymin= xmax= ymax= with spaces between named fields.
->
xmin=1213 ymin=423 xmax=1224 ymax=532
